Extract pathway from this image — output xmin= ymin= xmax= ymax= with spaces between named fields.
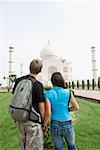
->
xmin=74 ymin=90 xmax=100 ymax=103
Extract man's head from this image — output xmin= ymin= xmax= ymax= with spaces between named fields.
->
xmin=51 ymin=72 xmax=66 ymax=88
xmin=29 ymin=59 xmax=43 ymax=75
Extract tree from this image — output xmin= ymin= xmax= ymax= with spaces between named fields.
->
xmin=9 ymin=74 xmax=17 ymax=82
xmin=98 ymin=77 xmax=100 ymax=90
xmin=92 ymin=79 xmax=96 ymax=90
xmin=72 ymin=81 xmax=75 ymax=89
xmin=8 ymin=74 xmax=17 ymax=92
xmin=82 ymin=80 xmax=85 ymax=89
xmin=87 ymin=80 xmax=90 ymax=90
xmin=77 ymin=80 xmax=80 ymax=89
xmin=68 ymin=82 xmax=71 ymax=88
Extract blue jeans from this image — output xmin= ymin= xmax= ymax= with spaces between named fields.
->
xmin=50 ymin=120 xmax=77 ymax=150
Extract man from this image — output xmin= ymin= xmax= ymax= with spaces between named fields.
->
xmin=12 ymin=59 xmax=45 ymax=150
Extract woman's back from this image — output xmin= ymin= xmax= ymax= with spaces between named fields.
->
xmin=45 ymin=87 xmax=71 ymax=121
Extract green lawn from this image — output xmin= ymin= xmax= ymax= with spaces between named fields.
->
xmin=0 ymin=93 xmax=19 ymax=150
xmin=0 ymin=92 xmax=100 ymax=150
xmin=74 ymin=100 xmax=100 ymax=150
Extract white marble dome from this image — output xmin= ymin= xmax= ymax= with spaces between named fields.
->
xmin=37 ymin=42 xmax=72 ymax=85
xmin=40 ymin=42 xmax=58 ymax=59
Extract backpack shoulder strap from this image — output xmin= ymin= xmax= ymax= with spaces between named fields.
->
xmin=29 ymin=76 xmax=37 ymax=84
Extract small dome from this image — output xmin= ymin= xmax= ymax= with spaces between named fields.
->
xmin=40 ymin=41 xmax=58 ymax=59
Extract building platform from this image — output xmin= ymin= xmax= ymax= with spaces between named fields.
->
xmin=74 ymin=90 xmax=100 ymax=103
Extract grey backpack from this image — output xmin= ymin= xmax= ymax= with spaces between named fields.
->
xmin=9 ymin=78 xmax=41 ymax=123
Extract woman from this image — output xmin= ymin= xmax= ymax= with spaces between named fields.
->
xmin=43 ymin=72 xmax=79 ymax=150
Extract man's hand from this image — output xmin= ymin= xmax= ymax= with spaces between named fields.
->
xmin=42 ymin=124 xmax=48 ymax=133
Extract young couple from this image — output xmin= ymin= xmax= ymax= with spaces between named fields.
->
xmin=12 ymin=59 xmax=79 ymax=150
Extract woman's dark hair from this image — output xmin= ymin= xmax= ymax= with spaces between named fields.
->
xmin=51 ymin=72 xmax=66 ymax=88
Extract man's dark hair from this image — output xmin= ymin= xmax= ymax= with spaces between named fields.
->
xmin=51 ymin=72 xmax=66 ymax=88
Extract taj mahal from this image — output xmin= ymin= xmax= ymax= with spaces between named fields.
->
xmin=8 ymin=43 xmax=72 ymax=86
xmin=37 ymin=42 xmax=72 ymax=86
xmin=8 ymin=44 xmax=97 ymax=87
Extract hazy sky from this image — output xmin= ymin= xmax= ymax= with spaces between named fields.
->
xmin=0 ymin=0 xmax=100 ymax=85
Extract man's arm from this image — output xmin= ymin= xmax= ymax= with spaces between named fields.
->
xmin=34 ymin=82 xmax=45 ymax=120
xmin=42 ymin=99 xmax=51 ymax=132
xmin=38 ymin=102 xmax=45 ymax=120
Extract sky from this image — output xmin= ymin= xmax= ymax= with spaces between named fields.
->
xmin=0 ymin=0 xmax=100 ymax=86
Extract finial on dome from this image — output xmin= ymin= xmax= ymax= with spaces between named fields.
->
xmin=48 ymin=39 xmax=50 ymax=45
xmin=40 ymin=40 xmax=58 ymax=59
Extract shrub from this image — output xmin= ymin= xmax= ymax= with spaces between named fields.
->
xmin=98 ymin=77 xmax=100 ymax=89
xmin=82 ymin=80 xmax=85 ymax=89
xmin=92 ymin=79 xmax=96 ymax=90
xmin=44 ymin=86 xmax=51 ymax=91
xmin=44 ymin=124 xmax=54 ymax=149
xmin=72 ymin=81 xmax=75 ymax=89
xmin=77 ymin=80 xmax=80 ymax=89
xmin=87 ymin=80 xmax=90 ymax=90
xmin=68 ymin=82 xmax=71 ymax=88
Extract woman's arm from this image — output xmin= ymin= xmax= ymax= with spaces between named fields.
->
xmin=68 ymin=94 xmax=79 ymax=111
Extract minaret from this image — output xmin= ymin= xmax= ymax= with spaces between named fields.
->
xmin=48 ymin=39 xmax=50 ymax=45
xmin=91 ymin=46 xmax=97 ymax=80
xmin=9 ymin=46 xmax=14 ymax=76
xmin=8 ymin=46 xmax=14 ymax=88
xmin=20 ymin=63 xmax=23 ymax=76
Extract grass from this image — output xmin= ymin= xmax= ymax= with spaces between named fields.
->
xmin=0 ymin=92 xmax=100 ymax=150
xmin=74 ymin=99 xmax=100 ymax=150
xmin=0 ymin=93 xmax=19 ymax=150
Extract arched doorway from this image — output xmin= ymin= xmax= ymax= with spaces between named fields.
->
xmin=48 ymin=66 xmax=57 ymax=80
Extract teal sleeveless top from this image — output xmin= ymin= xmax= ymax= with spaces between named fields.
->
xmin=44 ymin=87 xmax=71 ymax=121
